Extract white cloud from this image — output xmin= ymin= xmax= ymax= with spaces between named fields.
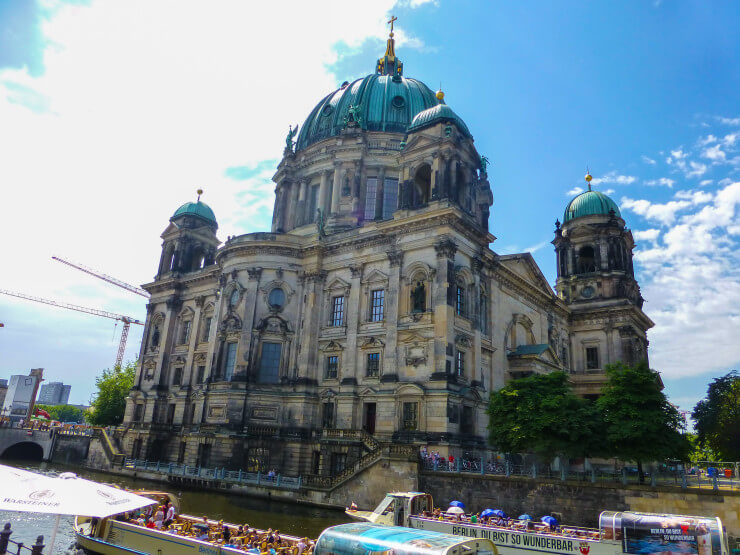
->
xmin=641 ymin=155 xmax=656 ymax=165
xmin=603 ymin=188 xmax=615 ymax=195
xmin=644 ymin=177 xmax=676 ymax=187
xmin=565 ymin=186 xmax=583 ymax=196
xmin=674 ymin=190 xmax=713 ymax=204
xmin=0 ymin=0 xmax=426 ymax=402
xmin=631 ymin=181 xmax=740 ymax=378
xmin=697 ymin=135 xmax=717 ymax=147
xmin=716 ymin=116 xmax=740 ymax=126
xmin=722 ymin=133 xmax=737 ymax=147
xmin=702 ymin=144 xmax=726 ymax=161
xmin=620 ymin=197 xmax=691 ymax=226
xmin=590 ymin=171 xmax=637 ymax=185
xmin=699 ymin=179 xmax=713 ymax=186
xmin=686 ymin=160 xmax=708 ymax=177
xmin=633 ymin=229 xmax=660 ymax=242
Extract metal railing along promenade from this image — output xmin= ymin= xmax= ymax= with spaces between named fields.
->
xmin=122 ymin=458 xmax=303 ymax=490
xmin=421 ymin=458 xmax=740 ymax=491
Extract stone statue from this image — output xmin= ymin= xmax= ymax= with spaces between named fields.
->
xmin=344 ymin=104 xmax=363 ymax=128
xmin=285 ymin=124 xmax=299 ymax=151
xmin=480 ymin=155 xmax=490 ymax=175
xmin=316 ymin=208 xmax=326 ymax=238
xmin=411 ymin=281 xmax=426 ymax=313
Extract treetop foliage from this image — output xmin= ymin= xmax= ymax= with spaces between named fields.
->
xmin=86 ymin=361 xmax=136 ymax=427
xmin=691 ymin=370 xmax=739 ymax=461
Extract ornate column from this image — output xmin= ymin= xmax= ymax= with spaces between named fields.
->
xmin=241 ymin=267 xmax=262 ymax=382
xmin=376 ymin=167 xmax=386 ymax=220
xmin=434 ymin=238 xmax=457 ymax=376
xmin=330 ymin=162 xmax=343 ymax=214
xmin=296 ymin=271 xmax=326 ymax=383
xmin=599 ymin=237 xmax=609 ymax=270
xmin=318 ymin=169 xmax=330 ymax=216
xmin=287 ymin=181 xmax=300 ymax=230
xmin=343 ymin=265 xmax=363 ymax=386
xmin=384 ymin=248 xmax=403 ymax=379
xmin=471 ymin=258 xmax=483 ymax=385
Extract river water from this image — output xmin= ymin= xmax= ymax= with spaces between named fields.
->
xmin=0 ymin=460 xmax=352 ymax=554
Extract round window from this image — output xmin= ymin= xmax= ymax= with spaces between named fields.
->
xmin=391 ymin=95 xmax=406 ymax=109
xmin=268 ymin=288 xmax=286 ymax=309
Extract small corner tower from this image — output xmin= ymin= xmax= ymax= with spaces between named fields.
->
xmin=156 ymin=189 xmax=220 ymax=279
xmin=553 ymin=173 xmax=653 ymax=395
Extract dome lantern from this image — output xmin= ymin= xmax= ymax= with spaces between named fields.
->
xmin=172 ymin=189 xmax=218 ymax=229
xmin=563 ymin=174 xmax=621 ymax=223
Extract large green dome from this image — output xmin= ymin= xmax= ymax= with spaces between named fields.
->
xmin=295 ymin=74 xmax=439 ymax=151
xmin=563 ymin=189 xmax=621 ymax=223
xmin=172 ymin=200 xmax=217 ymax=227
xmin=408 ymin=103 xmax=471 ymax=138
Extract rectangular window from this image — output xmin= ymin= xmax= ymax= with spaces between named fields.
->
xmin=224 ymin=342 xmax=237 ymax=381
xmin=370 ymin=289 xmax=385 ymax=321
xmin=382 ymin=178 xmax=399 ymax=220
xmin=180 ymin=320 xmax=191 ymax=344
xmin=189 ymin=403 xmax=197 ymax=424
xmin=133 ymin=404 xmax=143 ymax=422
xmin=172 ymin=367 xmax=182 ymax=386
xmin=201 ymin=317 xmax=212 ymax=342
xmin=322 ymin=402 xmax=335 ymax=429
xmin=330 ymin=296 xmax=345 ymax=326
xmin=364 ymin=177 xmax=378 ymax=221
xmin=177 ymin=441 xmax=186 ymax=463
xmin=461 ymin=405 xmax=474 ymax=434
xmin=308 ymin=185 xmax=319 ymax=222
xmin=331 ymin=452 xmax=347 ymax=474
xmin=258 ymin=342 xmax=282 ymax=383
xmin=586 ymin=347 xmax=600 ymax=370
xmin=456 ymin=286 xmax=465 ymax=316
xmin=196 ymin=365 xmax=205 ymax=384
xmin=366 ymin=353 xmax=380 ymax=377
xmin=402 ymin=402 xmax=418 ymax=431
xmin=326 ymin=355 xmax=338 ymax=379
xmin=166 ymin=403 xmax=176 ymax=424
xmin=455 ymin=351 xmax=465 ymax=377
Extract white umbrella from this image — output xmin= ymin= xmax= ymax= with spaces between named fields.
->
xmin=446 ymin=506 xmax=466 ymax=515
xmin=0 ymin=464 xmax=156 ymax=551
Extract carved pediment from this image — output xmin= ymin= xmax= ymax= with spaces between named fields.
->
xmin=320 ymin=340 xmax=344 ymax=352
xmin=396 ymin=383 xmax=425 ymax=396
xmin=320 ymin=388 xmax=337 ymax=398
xmin=255 ymin=314 xmax=291 ymax=335
xmin=219 ymin=313 xmax=242 ymax=333
xmin=362 ymin=269 xmax=389 ymax=285
xmin=325 ymin=277 xmax=350 ymax=292
xmin=193 ymin=351 xmax=207 ymax=363
xmin=360 ymin=336 xmax=385 ymax=349
xmin=455 ymin=333 xmax=473 ymax=348
xmin=171 ymin=355 xmax=187 ymax=365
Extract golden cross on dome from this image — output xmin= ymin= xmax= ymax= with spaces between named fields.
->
xmin=388 ymin=15 xmax=398 ymax=35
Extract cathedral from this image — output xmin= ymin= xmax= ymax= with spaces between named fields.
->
xmin=121 ymin=25 xmax=653 ymax=476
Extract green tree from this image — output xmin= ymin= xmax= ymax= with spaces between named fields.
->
xmin=691 ymin=371 xmax=740 ymax=461
xmin=487 ymin=371 xmax=601 ymax=461
xmin=35 ymin=404 xmax=85 ymax=423
xmin=597 ymin=361 xmax=690 ymax=482
xmin=86 ymin=361 xmax=136 ymax=426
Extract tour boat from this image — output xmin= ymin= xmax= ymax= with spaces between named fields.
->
xmin=346 ymin=492 xmax=730 ymax=555
xmin=74 ymin=491 xmax=303 ymax=555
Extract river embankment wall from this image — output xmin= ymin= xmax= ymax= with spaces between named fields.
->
xmin=419 ymin=471 xmax=740 ymax=541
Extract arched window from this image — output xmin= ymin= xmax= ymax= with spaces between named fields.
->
xmin=455 ymin=285 xmax=466 ymax=317
xmin=578 ymin=245 xmax=596 ymax=273
xmin=229 ymin=289 xmax=240 ymax=308
xmin=268 ymin=287 xmax=286 ymax=310
xmin=412 ymin=165 xmax=431 ymax=207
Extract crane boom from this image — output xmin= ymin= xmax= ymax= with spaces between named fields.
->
xmin=52 ymin=256 xmax=150 ymax=298
xmin=0 ymin=289 xmax=144 ymax=324
xmin=0 ymin=289 xmax=143 ymax=368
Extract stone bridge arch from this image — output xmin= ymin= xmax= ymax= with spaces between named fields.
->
xmin=0 ymin=428 xmax=54 ymax=461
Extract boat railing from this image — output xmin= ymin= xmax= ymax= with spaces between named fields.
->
xmin=122 ymin=458 xmax=303 ymax=489
xmin=410 ymin=515 xmax=604 ymax=541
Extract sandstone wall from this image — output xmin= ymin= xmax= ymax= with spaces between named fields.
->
xmin=51 ymin=434 xmax=90 ymax=465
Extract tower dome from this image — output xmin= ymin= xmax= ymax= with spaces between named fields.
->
xmin=294 ymin=24 xmax=439 ymax=152
xmin=408 ymin=102 xmax=471 ymax=137
xmin=172 ymin=200 xmax=217 ymax=228
xmin=563 ymin=189 xmax=621 ymax=223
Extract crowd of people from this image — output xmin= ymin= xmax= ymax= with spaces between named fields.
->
xmin=417 ymin=508 xmax=602 ymax=540
xmin=419 ymin=447 xmax=505 ymax=473
xmin=121 ymin=504 xmax=315 ymax=554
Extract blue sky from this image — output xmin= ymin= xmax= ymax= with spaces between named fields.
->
xmin=0 ymin=0 xmax=737 ymax=418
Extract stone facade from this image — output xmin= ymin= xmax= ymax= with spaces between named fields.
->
xmin=119 ymin=33 xmax=653 ymax=477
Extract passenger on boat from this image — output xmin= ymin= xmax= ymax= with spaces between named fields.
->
xmin=153 ymin=506 xmax=165 ymax=529
xmin=164 ymin=502 xmax=176 ymax=527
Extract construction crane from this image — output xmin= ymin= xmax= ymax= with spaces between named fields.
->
xmin=0 ymin=289 xmax=144 ymax=368
xmin=52 ymin=256 xmax=150 ymax=298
